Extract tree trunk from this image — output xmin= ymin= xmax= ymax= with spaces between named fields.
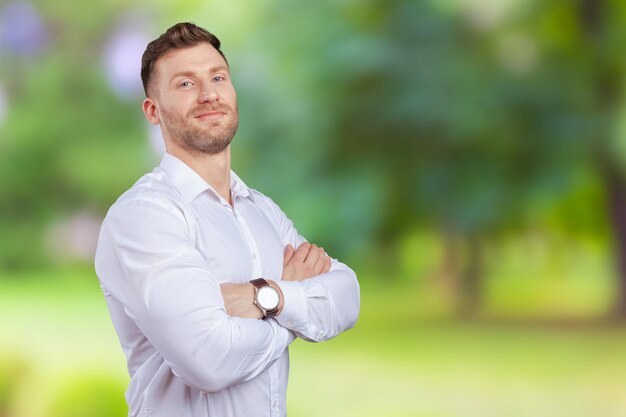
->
xmin=439 ymin=232 xmax=460 ymax=310
xmin=439 ymin=231 xmax=484 ymax=319
xmin=578 ymin=0 xmax=626 ymax=319
xmin=458 ymin=234 xmax=483 ymax=319
xmin=600 ymin=162 xmax=626 ymax=318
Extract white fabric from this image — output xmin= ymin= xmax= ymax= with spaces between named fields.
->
xmin=95 ymin=152 xmax=360 ymax=417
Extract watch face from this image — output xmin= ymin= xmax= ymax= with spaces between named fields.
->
xmin=257 ymin=286 xmax=280 ymax=310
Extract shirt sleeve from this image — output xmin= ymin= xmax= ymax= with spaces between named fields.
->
xmin=95 ymin=198 xmax=294 ymax=393
xmin=258 ymin=195 xmax=361 ymax=342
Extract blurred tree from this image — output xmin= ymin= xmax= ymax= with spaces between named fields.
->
xmin=0 ymin=0 xmax=622 ymax=322
xmin=0 ymin=3 xmax=151 ymax=269
xmin=573 ymin=0 xmax=626 ymax=317
xmin=246 ymin=0 xmax=617 ymax=317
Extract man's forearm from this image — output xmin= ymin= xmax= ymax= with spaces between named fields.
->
xmin=220 ymin=281 xmax=285 ymax=319
xmin=276 ymin=260 xmax=360 ymax=342
xmin=221 ymin=242 xmax=330 ymax=319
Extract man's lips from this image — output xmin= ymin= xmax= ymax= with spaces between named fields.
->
xmin=194 ymin=110 xmax=226 ymax=121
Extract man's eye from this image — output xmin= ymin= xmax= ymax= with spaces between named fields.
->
xmin=180 ymin=81 xmax=193 ymax=87
xmin=213 ymin=76 xmax=225 ymax=82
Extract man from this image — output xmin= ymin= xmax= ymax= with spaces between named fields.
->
xmin=94 ymin=22 xmax=360 ymax=417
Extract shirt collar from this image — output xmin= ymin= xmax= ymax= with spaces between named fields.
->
xmin=158 ymin=152 xmax=253 ymax=203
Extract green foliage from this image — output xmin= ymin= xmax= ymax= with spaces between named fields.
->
xmin=0 ymin=0 xmax=624 ymax=316
xmin=0 ymin=17 xmax=150 ymax=268
xmin=228 ymin=0 xmax=614 ymax=255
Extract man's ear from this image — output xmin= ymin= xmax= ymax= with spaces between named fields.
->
xmin=142 ymin=98 xmax=160 ymax=125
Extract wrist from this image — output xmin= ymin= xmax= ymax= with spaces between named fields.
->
xmin=266 ymin=280 xmax=284 ymax=316
xmin=250 ymin=278 xmax=282 ymax=319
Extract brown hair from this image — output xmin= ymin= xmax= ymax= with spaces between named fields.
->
xmin=140 ymin=22 xmax=228 ymax=96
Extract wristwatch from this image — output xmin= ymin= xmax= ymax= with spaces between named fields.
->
xmin=250 ymin=278 xmax=280 ymax=320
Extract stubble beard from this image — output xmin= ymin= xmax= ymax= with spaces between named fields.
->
xmin=160 ymin=104 xmax=239 ymax=155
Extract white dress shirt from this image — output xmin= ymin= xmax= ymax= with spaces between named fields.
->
xmin=95 ymin=152 xmax=360 ymax=417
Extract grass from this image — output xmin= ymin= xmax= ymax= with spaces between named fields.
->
xmin=1 ymin=267 xmax=626 ymax=417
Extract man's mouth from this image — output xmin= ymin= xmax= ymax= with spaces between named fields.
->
xmin=195 ymin=111 xmax=226 ymax=121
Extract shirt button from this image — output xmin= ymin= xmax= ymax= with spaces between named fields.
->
xmin=272 ymin=399 xmax=278 ymax=407
xmin=252 ymin=253 xmax=257 ymax=260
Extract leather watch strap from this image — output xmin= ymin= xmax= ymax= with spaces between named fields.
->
xmin=250 ymin=278 xmax=269 ymax=288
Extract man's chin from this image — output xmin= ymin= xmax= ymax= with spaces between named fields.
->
xmin=183 ymin=137 xmax=233 ymax=155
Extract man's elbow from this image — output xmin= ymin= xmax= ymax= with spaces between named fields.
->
xmin=305 ymin=297 xmax=360 ymax=343
xmin=345 ymin=302 xmax=360 ymax=332
xmin=338 ymin=296 xmax=360 ymax=336
xmin=325 ymin=272 xmax=360 ymax=340
xmin=344 ymin=273 xmax=360 ymax=331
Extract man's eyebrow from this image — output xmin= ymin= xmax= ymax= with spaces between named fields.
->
xmin=209 ymin=65 xmax=229 ymax=74
xmin=169 ymin=66 xmax=230 ymax=82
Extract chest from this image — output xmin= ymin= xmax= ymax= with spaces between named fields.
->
xmin=188 ymin=196 xmax=284 ymax=284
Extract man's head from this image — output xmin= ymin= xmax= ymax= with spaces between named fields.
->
xmin=141 ymin=22 xmax=227 ymax=97
xmin=141 ymin=22 xmax=238 ymax=156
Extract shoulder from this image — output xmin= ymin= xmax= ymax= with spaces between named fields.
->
xmin=249 ymin=188 xmax=284 ymax=216
xmin=247 ymin=188 xmax=295 ymax=232
xmin=105 ymin=167 xmax=189 ymax=227
xmin=249 ymin=188 xmax=276 ymax=207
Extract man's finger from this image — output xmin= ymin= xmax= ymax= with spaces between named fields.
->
xmin=313 ymin=249 xmax=328 ymax=275
xmin=304 ymin=244 xmax=320 ymax=266
xmin=292 ymin=242 xmax=310 ymax=263
xmin=323 ymin=256 xmax=331 ymax=274
xmin=283 ymin=244 xmax=295 ymax=266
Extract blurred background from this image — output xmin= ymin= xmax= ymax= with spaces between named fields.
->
xmin=2 ymin=0 xmax=626 ymax=416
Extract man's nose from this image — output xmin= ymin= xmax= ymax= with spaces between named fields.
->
xmin=198 ymin=83 xmax=219 ymax=103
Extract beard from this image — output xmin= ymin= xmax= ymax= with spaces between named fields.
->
xmin=159 ymin=103 xmax=239 ymax=155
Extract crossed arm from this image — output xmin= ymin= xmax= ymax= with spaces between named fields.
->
xmin=96 ymin=198 xmax=359 ymax=393
xmin=220 ymin=242 xmax=331 ymax=319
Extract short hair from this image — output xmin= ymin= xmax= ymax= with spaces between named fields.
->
xmin=140 ymin=22 xmax=228 ymax=96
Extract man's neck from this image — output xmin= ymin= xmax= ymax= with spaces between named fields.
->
xmin=168 ymin=145 xmax=233 ymax=205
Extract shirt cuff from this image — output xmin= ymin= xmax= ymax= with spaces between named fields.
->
xmin=275 ymin=280 xmax=307 ymax=331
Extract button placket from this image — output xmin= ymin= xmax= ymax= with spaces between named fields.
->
xmin=232 ymin=206 xmax=263 ymax=278
xmin=269 ymin=365 xmax=280 ymax=417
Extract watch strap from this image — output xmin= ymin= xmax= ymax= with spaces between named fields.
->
xmin=250 ymin=278 xmax=269 ymax=289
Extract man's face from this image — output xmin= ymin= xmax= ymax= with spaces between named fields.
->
xmin=148 ymin=43 xmax=238 ymax=155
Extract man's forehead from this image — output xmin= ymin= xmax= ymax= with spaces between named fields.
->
xmin=157 ymin=43 xmax=228 ymax=77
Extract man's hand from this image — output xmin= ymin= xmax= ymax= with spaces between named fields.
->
xmin=282 ymin=242 xmax=331 ymax=282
